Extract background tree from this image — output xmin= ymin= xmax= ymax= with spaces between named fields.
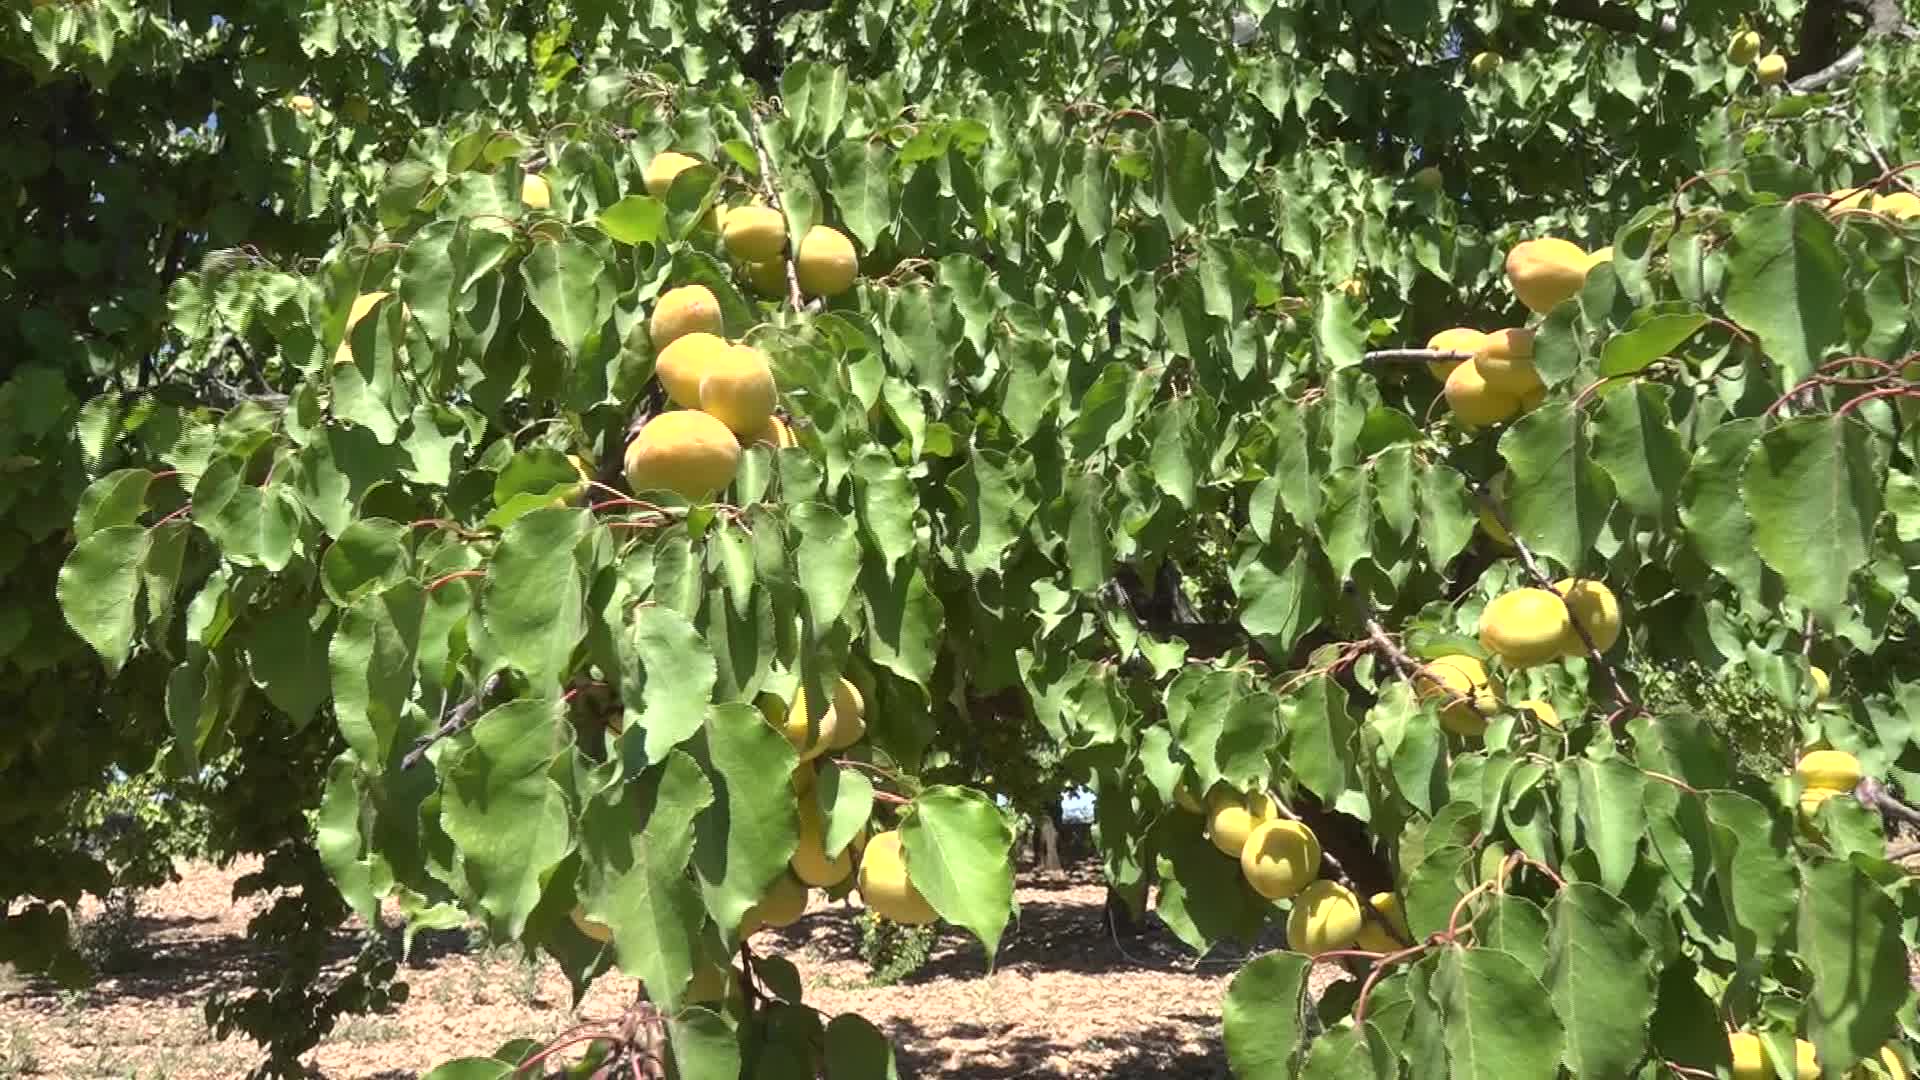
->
xmin=7 ymin=0 xmax=1920 ymax=1076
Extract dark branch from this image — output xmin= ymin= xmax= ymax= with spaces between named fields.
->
xmin=401 ymin=673 xmax=505 ymax=769
xmin=1362 ymin=348 xmax=1474 ymax=365
xmin=1791 ymin=0 xmax=1911 ymax=92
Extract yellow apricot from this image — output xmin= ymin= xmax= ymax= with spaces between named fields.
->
xmin=1506 ymin=237 xmax=1590 ymax=314
xmin=1469 ymin=51 xmax=1502 ymax=79
xmin=1474 ymin=328 xmax=1544 ymax=397
xmin=824 ymin=677 xmax=866 ymax=750
xmin=1240 ymin=819 xmax=1321 ymax=900
xmin=1479 ymin=588 xmax=1574 ymax=668
xmin=289 ymin=94 xmax=316 ymax=114
xmin=1756 ymin=53 xmax=1788 ymax=85
xmin=1551 ymin=578 xmax=1622 ymax=654
xmin=1796 ymin=749 xmax=1861 ymax=793
xmin=1587 ymin=246 xmax=1614 ymax=270
xmin=1728 ymin=30 xmax=1762 ymax=66
xmin=742 ymin=872 xmax=808 ymax=931
xmin=1417 ymin=655 xmax=1501 ymax=736
xmin=744 ymin=415 xmax=798 ymax=450
xmin=1368 ymin=892 xmax=1411 ymax=938
xmin=1829 ymin=187 xmax=1875 ymax=213
xmin=1877 ymin=192 xmax=1920 ymax=220
xmin=623 ymin=410 xmax=741 ymax=501
xmin=1800 ymin=786 xmax=1841 ymax=822
xmin=1425 ymin=327 xmax=1488 ymax=381
xmin=1414 ymin=166 xmax=1443 ymax=190
xmin=656 ymin=331 xmax=730 ymax=409
xmin=1513 ymin=698 xmax=1561 ymax=729
xmin=649 ymin=284 xmax=724 ymax=353
xmin=723 ymin=205 xmax=788 ymax=263
xmin=1286 ymin=880 xmax=1364 ymax=956
xmin=1861 ymin=1046 xmax=1909 ymax=1080
xmin=698 ymin=345 xmax=778 ymax=437
xmin=796 ymin=225 xmax=859 ymax=298
xmin=570 ymin=905 xmax=612 ymax=943
xmin=522 ymin=174 xmax=551 ymax=210
xmin=1810 ymin=665 xmax=1831 ymax=701
xmin=1728 ymin=1033 xmax=1767 ymax=1080
xmin=857 ymin=830 xmax=939 ymax=925
xmin=743 ymin=257 xmax=788 ymax=298
xmin=1444 ymin=357 xmax=1522 ymax=428
xmin=645 ymin=151 xmax=703 ymax=198
xmin=1795 ymin=1041 xmax=1820 ymax=1080
xmin=1207 ymin=789 xmax=1280 ymax=858
xmin=764 ymin=685 xmax=844 ymax=761
xmin=791 ymin=796 xmax=854 ymax=887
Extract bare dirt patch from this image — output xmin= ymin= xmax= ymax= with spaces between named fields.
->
xmin=0 ymin=860 xmax=1294 ymax=1078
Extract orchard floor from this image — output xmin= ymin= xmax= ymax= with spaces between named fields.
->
xmin=0 ymin=859 xmax=1303 ymax=1079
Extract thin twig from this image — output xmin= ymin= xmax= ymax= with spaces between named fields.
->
xmin=401 ymin=673 xmax=505 ymax=769
xmin=1362 ymin=348 xmax=1474 ymax=365
xmin=742 ymin=104 xmax=805 ymax=312
xmin=1858 ymin=778 xmax=1920 ymax=827
xmin=1845 ymin=115 xmax=1919 ymax=196
xmin=1364 ymin=618 xmax=1494 ymax=729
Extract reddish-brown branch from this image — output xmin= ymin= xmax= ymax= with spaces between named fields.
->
xmin=1834 ymin=385 xmax=1920 ymax=419
xmin=510 ymin=1030 xmax=620 ymax=1077
xmin=590 ymin=497 xmax=664 ymax=513
xmin=1351 ymin=942 xmax=1434 ymax=1026
xmin=427 ymin=568 xmax=486 ymax=592
xmin=1664 ymin=1063 xmax=1719 ymax=1080
xmin=1363 ymin=619 xmax=1495 ymax=730
xmin=151 ymin=506 xmax=193 ymax=528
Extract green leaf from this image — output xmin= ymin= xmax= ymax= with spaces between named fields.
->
xmin=330 ymin=584 xmax=424 ymax=767
xmin=826 ymin=138 xmax=893 ymax=250
xmin=1499 ymin=402 xmax=1615 ymax=571
xmin=1576 ymin=757 xmax=1646 ymax=892
xmin=440 ymin=699 xmax=574 ymax=939
xmin=790 ymin=501 xmax=861 ymax=627
xmin=1545 ymin=883 xmax=1656 ymax=1080
xmin=1703 ymin=791 xmax=1795 ymax=962
xmin=597 ymin=195 xmax=668 ymax=246
xmin=247 ymin=606 xmax=333 ymax=728
xmin=576 ymin=751 xmax=712 ymax=1013
xmin=1590 ymin=383 xmax=1687 ymax=523
xmin=1680 ymin=417 xmax=1766 ymax=599
xmin=421 ymin=1060 xmax=514 ymax=1080
xmin=481 ymin=508 xmax=589 ymax=687
xmin=56 ymin=524 xmax=148 ymax=674
xmin=1298 ymin=1022 xmax=1392 ymax=1080
xmin=1722 ymin=202 xmax=1845 ymax=382
xmin=668 ymin=1010 xmax=741 ymax=1080
xmin=1742 ymin=416 xmax=1882 ymax=622
xmin=1237 ymin=544 xmax=1327 ymax=658
xmin=73 ymin=469 xmax=153 ymax=542
xmin=1432 ymin=946 xmax=1565 ymax=1080
xmin=824 ymin=1014 xmax=900 ymax=1080
xmin=619 ymin=605 xmax=717 ymax=763
xmin=1598 ymin=306 xmax=1707 ymax=376
xmin=1479 ymin=894 xmax=1550 ymax=979
xmin=322 ymin=517 xmax=412 ymax=607
xmin=521 ymin=237 xmax=613 ymax=359
xmin=901 ymin=786 xmax=1015 ymax=959
xmin=815 ymin=764 xmax=874 ymax=859
xmin=1222 ymin=951 xmax=1310 ymax=1079
xmin=860 ymin=559 xmax=941 ymax=688
xmin=693 ymin=703 xmax=799 ymax=935
xmin=316 ymin=756 xmax=378 ymax=925
xmin=1800 ymin=858 xmax=1906 ymax=1071
xmin=1286 ymin=676 xmax=1357 ymax=807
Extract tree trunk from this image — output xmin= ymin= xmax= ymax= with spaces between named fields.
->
xmin=1038 ymin=815 xmax=1062 ymax=876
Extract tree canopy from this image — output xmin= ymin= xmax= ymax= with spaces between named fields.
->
xmin=6 ymin=0 xmax=1920 ymax=1076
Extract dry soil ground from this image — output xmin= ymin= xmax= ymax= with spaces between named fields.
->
xmin=0 ymin=859 xmax=1299 ymax=1079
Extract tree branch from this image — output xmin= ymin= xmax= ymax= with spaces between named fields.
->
xmin=1790 ymin=0 xmax=1911 ymax=92
xmin=741 ymin=104 xmax=806 ymax=313
xmin=401 ymin=673 xmax=505 ymax=769
xmin=1362 ymin=348 xmax=1474 ymax=365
